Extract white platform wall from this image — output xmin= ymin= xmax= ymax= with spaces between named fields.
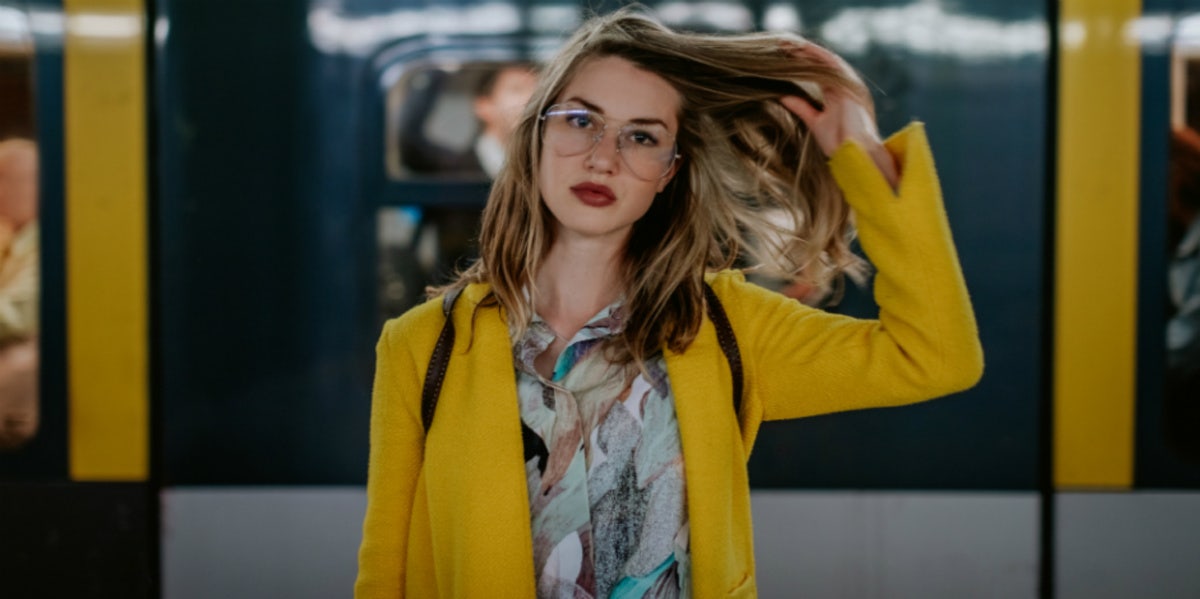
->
xmin=1056 ymin=493 xmax=1200 ymax=599
xmin=163 ymin=488 xmax=1054 ymax=598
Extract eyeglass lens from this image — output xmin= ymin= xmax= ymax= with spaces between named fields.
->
xmin=542 ymin=103 xmax=677 ymax=181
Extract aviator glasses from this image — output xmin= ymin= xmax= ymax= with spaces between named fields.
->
xmin=540 ymin=102 xmax=681 ymax=181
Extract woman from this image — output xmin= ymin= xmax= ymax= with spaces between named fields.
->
xmin=357 ymin=10 xmax=983 ymax=598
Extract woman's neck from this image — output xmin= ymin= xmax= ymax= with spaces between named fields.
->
xmin=535 ymin=234 xmax=626 ymax=334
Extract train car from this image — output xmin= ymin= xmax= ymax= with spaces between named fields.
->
xmin=0 ymin=0 xmax=1197 ymax=597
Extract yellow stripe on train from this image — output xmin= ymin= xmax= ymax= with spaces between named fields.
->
xmin=1055 ymin=0 xmax=1141 ymax=489
xmin=65 ymin=0 xmax=149 ymax=481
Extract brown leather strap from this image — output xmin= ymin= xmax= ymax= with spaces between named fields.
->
xmin=703 ymin=282 xmax=744 ymax=417
xmin=421 ymin=282 xmax=744 ymax=433
xmin=421 ymin=287 xmax=464 ymax=432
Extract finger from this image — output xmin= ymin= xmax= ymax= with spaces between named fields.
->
xmin=794 ymin=86 xmax=853 ymax=123
xmin=780 ymin=94 xmax=822 ymax=125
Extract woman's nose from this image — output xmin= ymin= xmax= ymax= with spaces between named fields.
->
xmin=585 ymin=128 xmax=621 ymax=173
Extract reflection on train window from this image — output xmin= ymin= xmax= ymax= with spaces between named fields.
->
xmin=389 ymin=61 xmax=537 ymax=181
xmin=0 ymin=6 xmax=40 ymax=454
xmin=1166 ymin=32 xmax=1200 ymax=464
xmin=378 ymin=206 xmax=482 ymax=321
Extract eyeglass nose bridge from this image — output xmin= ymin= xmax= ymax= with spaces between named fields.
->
xmin=585 ymin=121 xmax=639 ymax=158
xmin=579 ymin=123 xmax=627 ymax=173
xmin=585 ymin=120 xmax=618 ymax=151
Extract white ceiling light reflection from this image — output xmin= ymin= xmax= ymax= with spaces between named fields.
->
xmin=763 ymin=4 xmax=801 ymax=33
xmin=154 ymin=15 xmax=169 ymax=47
xmin=529 ymin=5 xmax=580 ymax=33
xmin=26 ymin=7 xmax=63 ymax=41
xmin=309 ymin=3 xmax=531 ymax=57
xmin=820 ymin=1 xmax=1047 ymax=59
xmin=67 ymin=12 xmax=142 ymax=41
xmin=1126 ymin=14 xmax=1172 ymax=48
xmin=1176 ymin=14 xmax=1200 ymax=50
xmin=1060 ymin=20 xmax=1087 ymax=51
xmin=1060 ymin=14 xmax=1173 ymax=52
xmin=655 ymin=2 xmax=752 ymax=32
xmin=0 ymin=6 xmax=32 ymax=51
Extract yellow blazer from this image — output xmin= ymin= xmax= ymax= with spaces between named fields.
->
xmin=356 ymin=123 xmax=984 ymax=598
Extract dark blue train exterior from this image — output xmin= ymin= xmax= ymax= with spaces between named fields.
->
xmin=150 ymin=0 xmax=1048 ymax=489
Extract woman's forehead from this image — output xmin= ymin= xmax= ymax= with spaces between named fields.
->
xmin=558 ymin=56 xmax=680 ymax=128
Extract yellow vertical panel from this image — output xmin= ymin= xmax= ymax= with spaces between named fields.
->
xmin=64 ymin=0 xmax=148 ymax=480
xmin=1055 ymin=0 xmax=1140 ymax=488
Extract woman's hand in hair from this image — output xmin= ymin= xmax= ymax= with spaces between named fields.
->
xmin=779 ymin=43 xmax=900 ymax=189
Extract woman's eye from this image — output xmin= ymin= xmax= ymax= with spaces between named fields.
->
xmin=628 ymin=129 xmax=660 ymax=147
xmin=565 ymin=112 xmax=595 ymax=129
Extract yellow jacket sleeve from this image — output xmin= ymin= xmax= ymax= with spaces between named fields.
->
xmin=716 ymin=122 xmax=984 ymax=423
xmin=355 ymin=306 xmax=433 ymax=598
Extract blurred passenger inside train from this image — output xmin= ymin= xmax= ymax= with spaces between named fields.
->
xmin=399 ymin=61 xmax=537 ymax=179
xmin=358 ymin=10 xmax=983 ymax=598
xmin=1166 ymin=127 xmax=1200 ymax=462
xmin=0 ymin=138 xmax=39 ymax=451
xmin=472 ymin=63 xmax=539 ymax=178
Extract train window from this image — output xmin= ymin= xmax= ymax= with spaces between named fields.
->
xmin=387 ymin=60 xmax=538 ymax=181
xmin=378 ymin=198 xmax=502 ymax=320
xmin=378 ymin=59 xmax=538 ymax=320
xmin=1166 ymin=28 xmax=1200 ymax=464
xmin=0 ymin=5 xmax=40 ymax=454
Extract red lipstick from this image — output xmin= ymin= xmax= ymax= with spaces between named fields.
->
xmin=571 ymin=182 xmax=616 ymax=207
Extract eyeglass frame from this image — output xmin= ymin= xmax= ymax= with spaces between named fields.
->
xmin=538 ymin=102 xmax=683 ymax=181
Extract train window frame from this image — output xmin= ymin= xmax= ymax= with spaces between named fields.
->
xmin=1162 ymin=32 xmax=1200 ymax=468
xmin=1171 ymin=43 xmax=1200 ymax=130
xmin=0 ymin=4 xmax=42 ymax=457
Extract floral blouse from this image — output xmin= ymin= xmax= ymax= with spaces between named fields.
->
xmin=513 ymin=303 xmax=690 ymax=599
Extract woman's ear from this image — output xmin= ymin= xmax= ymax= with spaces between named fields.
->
xmin=657 ymin=158 xmax=681 ymax=193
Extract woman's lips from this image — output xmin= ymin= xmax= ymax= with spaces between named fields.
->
xmin=571 ymin=182 xmax=616 ymax=207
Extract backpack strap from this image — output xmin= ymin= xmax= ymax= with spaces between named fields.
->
xmin=702 ymin=282 xmax=744 ymax=418
xmin=420 ymin=282 xmax=745 ymax=433
xmin=421 ymin=287 xmax=464 ymax=433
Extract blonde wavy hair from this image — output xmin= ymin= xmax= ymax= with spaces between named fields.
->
xmin=442 ymin=9 xmax=871 ymax=365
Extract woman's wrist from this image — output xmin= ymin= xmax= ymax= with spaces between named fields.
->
xmin=865 ymin=142 xmax=900 ymax=190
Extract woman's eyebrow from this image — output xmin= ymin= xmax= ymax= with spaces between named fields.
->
xmin=562 ymin=96 xmax=603 ymax=113
xmin=563 ymin=96 xmax=669 ymax=127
